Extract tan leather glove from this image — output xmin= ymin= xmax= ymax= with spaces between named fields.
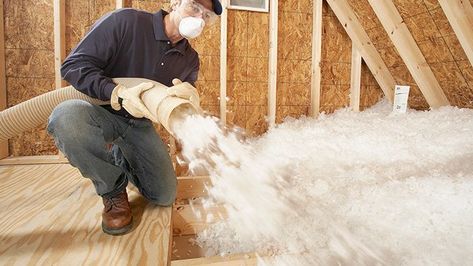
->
xmin=110 ymin=82 xmax=158 ymax=123
xmin=167 ymin=79 xmax=201 ymax=110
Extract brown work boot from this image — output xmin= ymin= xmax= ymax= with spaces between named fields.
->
xmin=101 ymin=189 xmax=133 ymax=235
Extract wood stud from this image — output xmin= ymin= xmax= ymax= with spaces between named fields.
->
xmin=310 ymin=0 xmax=323 ymax=116
xmin=326 ymin=0 xmax=395 ymax=103
xmin=0 ymin=0 xmax=7 ymax=159
xmin=350 ymin=46 xmax=362 ymax=111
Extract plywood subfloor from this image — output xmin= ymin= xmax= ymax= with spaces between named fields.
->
xmin=0 ymin=164 xmax=172 ymax=265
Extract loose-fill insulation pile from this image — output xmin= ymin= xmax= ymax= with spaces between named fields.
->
xmin=171 ymin=100 xmax=473 ymax=266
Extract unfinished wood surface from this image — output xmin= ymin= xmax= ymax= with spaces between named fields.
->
xmin=310 ymin=0 xmax=323 ymax=116
xmin=0 ymin=155 xmax=69 ymax=166
xmin=54 ymin=0 xmax=66 ymax=89
xmin=326 ymin=0 xmax=395 ymax=103
xmin=0 ymin=164 xmax=172 ymax=265
xmin=172 ymin=235 xmax=206 ymax=261
xmin=172 ymin=252 xmax=259 ymax=266
xmin=268 ymin=0 xmax=278 ymax=126
xmin=438 ymin=0 xmax=473 ymax=67
xmin=54 ymin=0 xmax=66 ymax=160
xmin=368 ymin=0 xmax=449 ymax=108
xmin=350 ymin=46 xmax=362 ymax=111
xmin=0 ymin=0 xmax=7 ymax=159
xmin=116 ymin=0 xmax=125 ymax=9
xmin=173 ymin=203 xmax=227 ymax=236
xmin=220 ymin=0 xmax=228 ymax=125
xmin=176 ymin=176 xmax=211 ymax=200
xmin=5 ymin=0 xmax=57 ymax=156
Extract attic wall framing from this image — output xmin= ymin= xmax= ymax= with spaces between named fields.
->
xmin=54 ymin=0 xmax=66 ymax=89
xmin=438 ymin=0 xmax=473 ymax=68
xmin=116 ymin=0 xmax=125 ymax=9
xmin=310 ymin=0 xmax=323 ymax=116
xmin=368 ymin=0 xmax=449 ymax=108
xmin=3 ymin=0 xmax=473 ymax=157
xmin=219 ymin=0 xmax=228 ymax=125
xmin=326 ymin=0 xmax=395 ymax=103
xmin=0 ymin=0 xmax=7 ymax=159
xmin=350 ymin=47 xmax=361 ymax=111
xmin=267 ymin=0 xmax=278 ymax=126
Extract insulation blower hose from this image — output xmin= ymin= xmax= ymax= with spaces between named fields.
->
xmin=0 ymin=78 xmax=197 ymax=142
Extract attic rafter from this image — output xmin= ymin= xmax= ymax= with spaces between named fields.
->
xmin=438 ymin=0 xmax=473 ymax=68
xmin=368 ymin=0 xmax=449 ymax=108
xmin=326 ymin=0 xmax=395 ymax=103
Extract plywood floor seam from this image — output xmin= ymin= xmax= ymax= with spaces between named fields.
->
xmin=0 ymin=164 xmax=171 ymax=266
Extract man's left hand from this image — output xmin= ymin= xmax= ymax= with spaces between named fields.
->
xmin=167 ymin=79 xmax=201 ymax=109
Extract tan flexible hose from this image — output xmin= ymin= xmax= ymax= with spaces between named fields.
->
xmin=0 ymin=86 xmax=106 ymax=142
xmin=0 ymin=78 xmax=199 ymax=142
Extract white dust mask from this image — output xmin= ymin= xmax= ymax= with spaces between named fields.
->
xmin=179 ymin=16 xmax=205 ymax=39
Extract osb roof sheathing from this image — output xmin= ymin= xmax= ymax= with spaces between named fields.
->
xmin=346 ymin=0 xmax=473 ymax=109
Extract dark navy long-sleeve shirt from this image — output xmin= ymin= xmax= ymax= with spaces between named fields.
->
xmin=61 ymin=9 xmax=200 ymax=117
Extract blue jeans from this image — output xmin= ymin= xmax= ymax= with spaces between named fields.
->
xmin=47 ymin=100 xmax=176 ymax=206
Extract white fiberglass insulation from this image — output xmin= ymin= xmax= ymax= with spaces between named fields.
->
xmin=172 ymin=100 xmax=473 ymax=265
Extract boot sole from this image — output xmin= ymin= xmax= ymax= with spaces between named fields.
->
xmin=102 ymin=219 xmax=133 ymax=236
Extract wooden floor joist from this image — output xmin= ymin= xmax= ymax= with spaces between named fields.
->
xmin=176 ymin=175 xmax=211 ymax=200
xmin=0 ymin=164 xmax=172 ymax=265
xmin=171 ymin=253 xmax=259 ymax=266
xmin=173 ymin=203 xmax=227 ymax=236
xmin=174 ymin=176 xmax=225 ymax=236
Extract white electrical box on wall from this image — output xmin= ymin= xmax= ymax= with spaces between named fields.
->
xmin=393 ymin=85 xmax=410 ymax=113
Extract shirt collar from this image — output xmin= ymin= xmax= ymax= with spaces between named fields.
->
xmin=153 ymin=10 xmax=188 ymax=55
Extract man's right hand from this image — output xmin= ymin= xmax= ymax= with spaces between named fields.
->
xmin=110 ymin=82 xmax=158 ymax=123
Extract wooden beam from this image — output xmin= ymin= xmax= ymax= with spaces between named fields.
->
xmin=176 ymin=175 xmax=211 ymax=200
xmin=171 ymin=235 xmax=206 ymax=261
xmin=325 ymin=0 xmax=395 ymax=103
xmin=0 ymin=0 xmax=8 ymax=159
xmin=368 ymin=0 xmax=449 ymax=108
xmin=310 ymin=0 xmax=323 ymax=116
xmin=116 ymin=0 xmax=125 ymax=9
xmin=268 ymin=0 xmax=278 ymax=126
xmin=171 ymin=253 xmax=259 ymax=266
xmin=438 ymin=0 xmax=473 ymax=68
xmin=350 ymin=47 xmax=362 ymax=112
xmin=54 ymin=0 xmax=67 ymax=160
xmin=0 ymin=155 xmax=69 ymax=166
xmin=173 ymin=203 xmax=227 ymax=235
xmin=174 ymin=176 xmax=217 ymax=235
xmin=220 ymin=0 xmax=228 ymax=125
xmin=54 ymin=0 xmax=66 ymax=89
